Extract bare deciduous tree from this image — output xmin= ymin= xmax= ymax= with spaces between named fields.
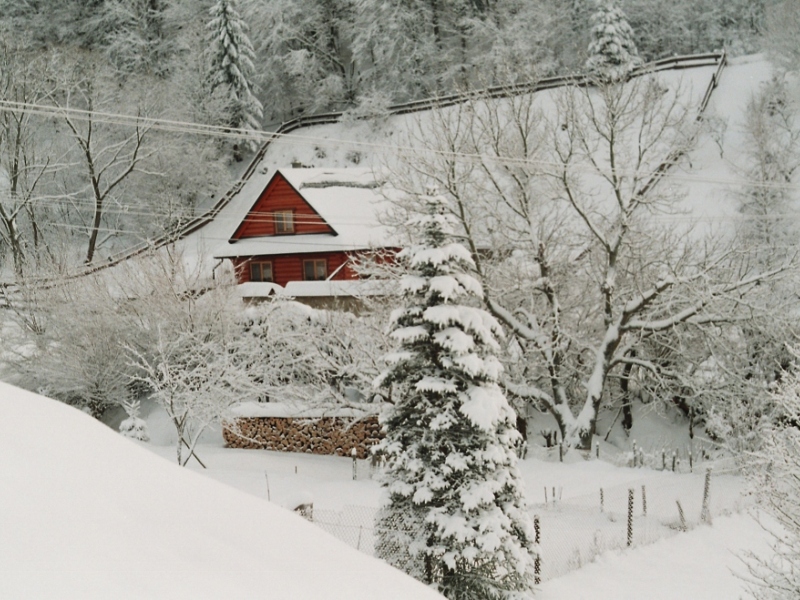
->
xmin=57 ymin=65 xmax=158 ymax=264
xmin=390 ymin=72 xmax=795 ymax=450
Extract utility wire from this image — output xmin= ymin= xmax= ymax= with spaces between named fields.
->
xmin=0 ymin=98 xmax=798 ymax=192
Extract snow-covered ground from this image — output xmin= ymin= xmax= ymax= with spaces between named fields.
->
xmin=537 ymin=513 xmax=772 ymax=600
xmin=128 ymin=396 xmax=765 ymax=599
xmin=0 ymin=56 xmax=787 ymax=599
xmin=0 ymin=382 xmax=445 ymax=600
xmin=0 ymin=382 xmax=774 ymax=599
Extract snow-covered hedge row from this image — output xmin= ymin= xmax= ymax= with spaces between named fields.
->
xmin=223 ymin=415 xmax=383 ymax=459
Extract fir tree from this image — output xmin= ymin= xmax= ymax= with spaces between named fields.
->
xmin=206 ymin=0 xmax=263 ymax=149
xmin=585 ymin=0 xmax=642 ymax=83
xmin=374 ymin=191 xmax=537 ymax=600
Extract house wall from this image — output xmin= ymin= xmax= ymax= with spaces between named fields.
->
xmin=233 ymin=174 xmax=332 ymax=238
xmin=233 ymin=252 xmax=355 ymax=286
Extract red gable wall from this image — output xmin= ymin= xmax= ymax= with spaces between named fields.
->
xmin=232 ymin=172 xmax=333 ymax=239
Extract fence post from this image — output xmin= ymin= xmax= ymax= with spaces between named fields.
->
xmin=544 ymin=487 xmax=548 ymax=504
xmin=352 ymin=448 xmax=358 ymax=480
xmin=701 ymin=468 xmax=712 ymax=523
xmin=689 ymin=450 xmax=693 ymax=473
xmin=672 ymin=451 xmax=677 ymax=472
xmin=595 ymin=441 xmax=600 ymax=459
xmin=559 ymin=442 xmax=563 ymax=462
xmin=662 ymin=449 xmax=666 ymax=470
xmin=676 ymin=500 xmax=687 ymax=531
xmin=534 ymin=515 xmax=541 ymax=585
xmin=632 ymin=440 xmax=637 ymax=467
xmin=627 ymin=488 xmax=634 ymax=547
xmin=600 ymin=488 xmax=604 ymax=513
xmin=642 ymin=485 xmax=647 ymax=517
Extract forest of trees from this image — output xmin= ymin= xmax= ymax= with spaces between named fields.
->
xmin=0 ymin=0 xmax=794 ymax=273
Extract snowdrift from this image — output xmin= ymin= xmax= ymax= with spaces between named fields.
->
xmin=0 ymin=382 xmax=443 ymax=600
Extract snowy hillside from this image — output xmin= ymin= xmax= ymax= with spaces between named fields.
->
xmin=166 ymin=55 xmax=778 ymax=277
xmin=137 ymin=416 xmax=770 ymax=600
xmin=0 ymin=382 xmax=444 ymax=600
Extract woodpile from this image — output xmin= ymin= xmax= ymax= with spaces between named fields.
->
xmin=223 ymin=416 xmax=383 ymax=459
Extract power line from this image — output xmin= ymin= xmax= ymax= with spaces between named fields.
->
xmin=0 ymin=98 xmax=798 ymax=192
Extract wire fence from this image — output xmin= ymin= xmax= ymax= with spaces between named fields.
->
xmin=307 ymin=457 xmax=749 ymax=584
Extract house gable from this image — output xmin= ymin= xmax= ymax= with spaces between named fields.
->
xmin=231 ymin=171 xmax=335 ymax=240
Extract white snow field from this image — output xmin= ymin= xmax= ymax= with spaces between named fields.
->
xmin=133 ymin=399 xmax=771 ymax=600
xmin=536 ymin=513 xmax=772 ymax=600
xmin=0 ymin=384 xmax=775 ymax=600
xmin=0 ymin=382 xmax=445 ymax=600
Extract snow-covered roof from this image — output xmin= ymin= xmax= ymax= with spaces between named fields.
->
xmin=214 ymin=168 xmax=396 ymax=259
xmin=237 ymin=279 xmax=394 ymax=299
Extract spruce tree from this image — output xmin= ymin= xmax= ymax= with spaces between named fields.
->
xmin=585 ymin=0 xmax=642 ymax=83
xmin=206 ymin=0 xmax=263 ymax=147
xmin=374 ymin=191 xmax=537 ymax=600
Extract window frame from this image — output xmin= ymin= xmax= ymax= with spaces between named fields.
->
xmin=303 ymin=259 xmax=328 ymax=281
xmin=249 ymin=260 xmax=274 ymax=283
xmin=273 ymin=210 xmax=295 ymax=234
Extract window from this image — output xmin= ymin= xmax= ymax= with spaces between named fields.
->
xmin=250 ymin=261 xmax=273 ymax=282
xmin=303 ymin=259 xmax=327 ymax=281
xmin=274 ymin=210 xmax=294 ymax=234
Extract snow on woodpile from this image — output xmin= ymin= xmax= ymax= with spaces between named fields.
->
xmin=0 ymin=382 xmax=444 ymax=600
xmin=230 ymin=401 xmax=384 ymax=418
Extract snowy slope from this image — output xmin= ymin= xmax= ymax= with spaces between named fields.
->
xmin=165 ymin=56 xmax=776 ymax=278
xmin=0 ymin=382 xmax=444 ymax=600
xmin=536 ymin=512 xmax=772 ymax=600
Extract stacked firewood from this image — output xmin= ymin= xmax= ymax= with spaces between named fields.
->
xmin=223 ymin=416 xmax=383 ymax=459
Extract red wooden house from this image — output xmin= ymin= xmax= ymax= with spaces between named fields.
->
xmin=214 ymin=168 xmax=396 ymax=303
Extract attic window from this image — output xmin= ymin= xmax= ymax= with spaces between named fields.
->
xmin=274 ymin=210 xmax=294 ymax=234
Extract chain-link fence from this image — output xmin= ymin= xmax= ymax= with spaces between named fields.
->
xmin=309 ymin=458 xmax=749 ymax=584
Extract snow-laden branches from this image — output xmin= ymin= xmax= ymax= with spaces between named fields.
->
xmin=391 ymin=67 xmax=798 ymax=451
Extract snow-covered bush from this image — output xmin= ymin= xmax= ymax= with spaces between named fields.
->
xmin=585 ymin=0 xmax=642 ymax=83
xmin=236 ymin=299 xmax=389 ymax=408
xmin=340 ymin=90 xmax=393 ymax=132
xmin=744 ymin=349 xmax=800 ymax=599
xmin=119 ymin=399 xmax=150 ymax=442
xmin=374 ymin=190 xmax=536 ymax=599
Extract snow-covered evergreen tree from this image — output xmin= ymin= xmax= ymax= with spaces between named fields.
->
xmin=374 ymin=191 xmax=536 ymax=599
xmin=585 ymin=0 xmax=642 ymax=83
xmin=205 ymin=0 xmax=263 ymax=148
